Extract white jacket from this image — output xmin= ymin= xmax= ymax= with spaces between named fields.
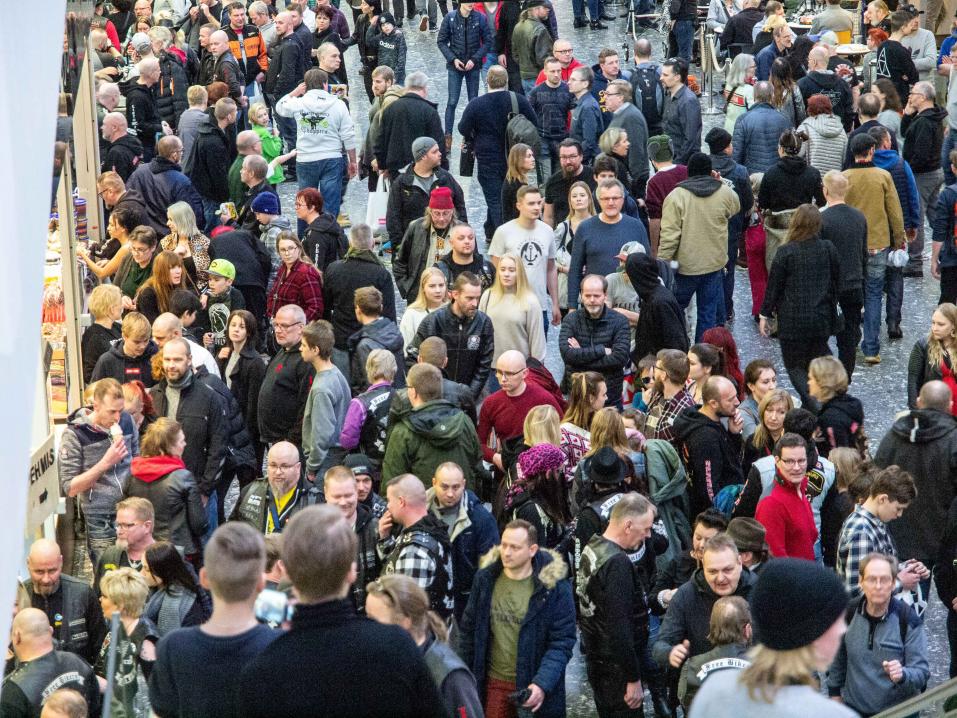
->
xmin=275 ymin=89 xmax=357 ymax=162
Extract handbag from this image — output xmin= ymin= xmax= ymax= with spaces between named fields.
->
xmin=459 ymin=142 xmax=475 ymax=177
xmin=365 ymin=175 xmax=390 ymax=235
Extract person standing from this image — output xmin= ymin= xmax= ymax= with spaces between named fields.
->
xmin=223 ymin=1 xmax=270 ymax=124
xmin=577 ymin=494 xmax=657 ymax=718
xmin=876 ymin=11 xmax=919 ymax=104
xmin=568 ymin=67 xmax=603 ymax=165
xmin=933 ymin=150 xmax=957 ymax=301
xmin=374 ymin=72 xmax=447 ymax=177
xmin=275 ymin=69 xmax=357 ymax=221
xmin=754 ymin=433 xmax=818 ymax=559
xmin=185 ymin=98 xmax=238 ymax=231
xmin=900 ymin=80 xmax=947 ymax=277
xmin=231 ymin=441 xmax=321 ymax=533
xmin=265 ymin=12 xmax=305 ymax=156
xmin=300 ymin=320 xmax=350 ymax=480
xmin=604 ymin=80 xmax=650 ymax=197
xmin=660 ymin=58 xmax=702 ymax=165
xmin=436 ymin=2 xmax=492 ymax=146
xmin=241 ymin=505 xmax=448 ymax=717
xmin=459 ymin=519 xmax=576 ymax=718
xmin=528 ymin=57 xmax=575 ymax=176
xmin=511 ymin=0 xmax=552 ymax=93
xmin=731 ymin=81 xmax=791 ymax=174
xmin=127 ymin=57 xmax=174 ymax=161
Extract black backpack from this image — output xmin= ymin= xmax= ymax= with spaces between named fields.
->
xmin=506 ymin=92 xmax=541 ymax=154
xmin=631 ymin=64 xmax=663 ymax=134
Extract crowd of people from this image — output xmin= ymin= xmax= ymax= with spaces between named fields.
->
xmin=20 ymin=0 xmax=957 ymax=715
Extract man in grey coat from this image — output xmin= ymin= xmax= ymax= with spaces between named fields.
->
xmin=605 ymin=79 xmax=650 ymax=196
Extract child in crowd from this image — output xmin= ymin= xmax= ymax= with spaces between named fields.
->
xmin=369 ymin=13 xmax=407 ymax=86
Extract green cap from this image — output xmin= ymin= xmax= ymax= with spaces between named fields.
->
xmin=207 ymin=259 xmax=236 ymax=281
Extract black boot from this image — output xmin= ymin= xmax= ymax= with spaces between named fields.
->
xmin=888 ymin=322 xmax=903 ymax=340
xmin=647 ymin=673 xmax=674 ymax=718
xmin=590 ymin=19 xmax=608 ymax=28
xmin=574 ymin=16 xmax=588 ymax=26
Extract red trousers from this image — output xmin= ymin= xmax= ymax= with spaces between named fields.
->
xmin=485 ymin=677 xmax=518 ymax=718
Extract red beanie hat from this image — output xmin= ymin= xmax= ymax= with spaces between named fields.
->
xmin=429 ymin=186 xmax=454 ymax=210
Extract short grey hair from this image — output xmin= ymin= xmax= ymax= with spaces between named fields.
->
xmin=138 ymin=57 xmax=160 ymax=75
xmin=248 ymin=0 xmax=269 ymax=16
xmin=753 ymin=81 xmax=773 ymax=103
xmin=242 ymin=154 xmax=269 ymax=180
xmin=237 ymin=129 xmax=261 ymax=152
xmin=913 ymin=81 xmax=936 ymax=101
xmin=349 ymin=223 xmax=374 ymax=251
xmin=148 ymin=25 xmax=173 ymax=47
xmin=405 ymin=71 xmax=429 ymax=90
xmin=278 ymin=304 xmax=307 ymax=324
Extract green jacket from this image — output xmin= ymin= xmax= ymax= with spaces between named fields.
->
xmin=381 ymin=399 xmax=487 ymax=489
xmin=511 ymin=17 xmax=552 ymax=80
xmin=251 ymin=124 xmax=286 ymax=184
xmin=227 ymin=155 xmax=244 ymax=206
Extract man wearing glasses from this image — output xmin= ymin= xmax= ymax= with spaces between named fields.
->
xmin=233 ymin=440 xmax=321 ymax=534
xmin=754 ymin=433 xmax=818 ymax=560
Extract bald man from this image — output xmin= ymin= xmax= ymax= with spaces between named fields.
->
xmin=874 ymin=379 xmax=957 ymax=577
xmin=126 ymin=134 xmax=205 ymax=234
xmin=126 ymin=57 xmax=172 ymax=160
xmin=477 ymin=350 xmax=564 ymax=470
xmin=100 ymin=112 xmax=145 ymax=182
xmin=232 ymin=441 xmax=321 ymax=534
xmin=1 ymin=609 xmax=100 ymax=717
xmin=209 ymin=29 xmax=244 ymax=105
xmin=228 ymin=129 xmax=265 ymax=204
xmin=378 ymin=474 xmax=455 ymax=620
xmin=23 ymin=540 xmax=104 ymax=665
xmin=673 ymin=376 xmax=745 ymax=516
xmin=151 ymin=313 xmax=221 ymax=377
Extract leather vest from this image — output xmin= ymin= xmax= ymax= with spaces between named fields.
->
xmin=357 ymin=384 xmax=394 ymax=466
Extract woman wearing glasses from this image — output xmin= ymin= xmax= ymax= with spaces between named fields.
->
xmin=266 ymin=230 xmax=324 ymax=322
xmin=754 ymin=432 xmax=818 ymax=559
xmin=112 ymin=226 xmax=161 ymax=312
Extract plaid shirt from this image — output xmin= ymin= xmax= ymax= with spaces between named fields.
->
xmin=266 ymin=259 xmax=324 ymax=321
xmin=645 ymin=389 xmax=696 ymax=444
xmin=836 ymin=505 xmax=898 ymax=596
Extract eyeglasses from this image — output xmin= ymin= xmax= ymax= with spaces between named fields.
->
xmin=862 ymin=575 xmax=893 ymax=586
xmin=273 ymin=320 xmax=302 ymax=331
xmin=604 ymin=91 xmax=621 ymax=97
xmin=641 ymin=376 xmax=653 ymax=385
xmin=129 ymin=245 xmax=151 ymax=255
xmin=495 ymin=368 xmax=525 ymax=378
xmin=555 ymin=48 xmax=573 ymax=53
xmin=278 ymin=246 xmax=299 ymax=254
xmin=294 ymin=201 xmax=307 ymax=208
xmin=778 ymin=458 xmax=808 ymax=467
xmin=114 ymin=521 xmax=142 ymax=531
xmin=267 ymin=462 xmax=300 ymax=471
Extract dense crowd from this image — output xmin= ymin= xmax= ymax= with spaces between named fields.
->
xmin=18 ymin=0 xmax=957 ymax=715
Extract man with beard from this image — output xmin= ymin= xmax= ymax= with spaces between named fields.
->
xmin=345 ymin=453 xmax=388 ymax=519
xmin=543 ymin=138 xmax=597 ymax=228
xmin=559 ymin=274 xmax=631 ymax=408
xmin=639 ymin=349 xmax=695 ymax=445
xmin=233 ymin=441 xmax=322 ymax=534
xmin=92 ymin=497 xmax=157 ymax=596
xmin=22 ymin=540 xmax=103 ymax=665
xmin=673 ymin=377 xmax=744 ymax=516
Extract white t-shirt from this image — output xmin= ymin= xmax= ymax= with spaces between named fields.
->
xmin=187 ymin=339 xmax=221 ymax=378
xmin=488 ymin=219 xmax=557 ymax=313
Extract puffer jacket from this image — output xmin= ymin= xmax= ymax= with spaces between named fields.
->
xmin=731 ymin=103 xmax=791 ymax=174
xmin=156 ymin=50 xmax=189 ymax=129
xmin=875 ymin=408 xmax=957 ymax=564
xmin=459 ymin=547 xmax=576 ymax=718
xmin=799 ymin=113 xmax=848 ymax=175
xmin=348 ymin=317 xmax=408 ymax=393
xmin=127 ymin=455 xmax=207 ymax=554
xmin=437 ymin=8 xmax=492 ymax=66
xmin=408 ymin=305 xmax=495 ymax=399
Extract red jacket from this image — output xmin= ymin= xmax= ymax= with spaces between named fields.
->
xmin=267 ymin=259 xmax=324 ymax=321
xmin=755 ymin=473 xmax=818 ymax=560
xmin=535 ymin=59 xmax=583 ymax=85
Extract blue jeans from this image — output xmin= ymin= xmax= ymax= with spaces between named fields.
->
xmin=201 ymin=196 xmax=221 ymax=234
xmin=885 ymin=265 xmax=903 ymax=325
xmin=862 ymin=250 xmax=887 ymax=357
xmin=476 ymin=159 xmax=505 ymax=239
xmin=674 ymin=20 xmax=695 ymax=62
xmin=298 ymin=156 xmax=344 ymax=224
xmin=446 ymin=67 xmax=480 ymax=135
xmin=85 ymin=511 xmax=116 ymax=569
xmin=944 ymin=127 xmax=957 ymax=185
xmin=674 ymin=270 xmax=724 ymax=341
xmin=203 ymin=489 xmax=219 ymax=546
xmin=521 ymin=78 xmax=536 ymax=95
xmin=275 ymin=114 xmax=298 ymax=154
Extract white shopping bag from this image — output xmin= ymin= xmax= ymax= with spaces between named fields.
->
xmin=366 ymin=175 xmax=389 ymax=235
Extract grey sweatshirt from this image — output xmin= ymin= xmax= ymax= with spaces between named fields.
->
xmin=302 ymin=365 xmax=351 ymax=474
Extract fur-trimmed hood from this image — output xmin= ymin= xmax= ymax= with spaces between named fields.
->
xmin=478 ymin=546 xmax=568 ymax=590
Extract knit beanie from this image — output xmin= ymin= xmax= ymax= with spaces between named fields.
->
xmin=705 ymin=127 xmax=732 ymax=155
xmin=251 ymin=191 xmax=280 ymax=215
xmin=686 ymin=152 xmax=713 ymax=178
xmin=750 ymin=558 xmax=849 ymax=650
xmin=411 ymin=136 xmax=439 ymax=163
xmin=429 ymin=186 xmax=454 ymax=210
xmin=518 ymin=444 xmax=565 ymax=477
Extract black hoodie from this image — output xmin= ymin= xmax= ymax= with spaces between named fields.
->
xmin=875 ymin=408 xmax=957 ymax=563
xmin=676 ymin=174 xmax=723 ymax=198
xmin=797 ymin=70 xmax=854 ymax=128
xmin=625 ymin=253 xmax=689 ymax=365
xmin=101 ymin=133 xmax=145 ymax=181
xmin=673 ymin=408 xmax=744 ymax=517
xmin=347 ymin=317 xmax=408 ymax=393
xmin=901 ymin=105 xmax=948 ymax=173
xmin=90 ymin=341 xmax=159 ymax=388
xmin=758 ymin=155 xmax=825 ymax=212
xmin=185 ymin=118 xmax=232 ymax=202
xmin=125 ymin=82 xmax=163 ymax=157
xmin=815 ymin=392 xmax=864 ymax=456
xmin=302 ymin=212 xmax=347 ymax=274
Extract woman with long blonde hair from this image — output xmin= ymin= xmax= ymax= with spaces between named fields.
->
xmin=399 ymin=267 xmax=448 ymax=350
xmin=555 ymin=181 xmax=596 ymax=312
xmin=572 ymin=408 xmax=647 ymax=508
xmin=161 ymin=201 xmax=211 ymax=290
xmin=480 ymin=253 xmax=546 ymax=367
xmin=501 ymin=143 xmax=536 ymax=224
xmin=907 ymin=302 xmax=957 ymax=411
xmin=134 ymin=250 xmax=198 ymax=325
xmin=560 ymin=371 xmax=606 ymax=482
xmin=743 ymin=388 xmax=794 ymax=473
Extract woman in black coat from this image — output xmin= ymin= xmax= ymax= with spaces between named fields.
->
xmin=757 ymin=130 xmax=826 ymax=212
xmin=216 ymin=309 xmax=267 ymax=470
xmin=759 ymin=204 xmax=840 ymax=407
xmin=907 ymin=303 xmax=957 ymax=411
xmin=625 ymin=252 xmax=689 ymax=365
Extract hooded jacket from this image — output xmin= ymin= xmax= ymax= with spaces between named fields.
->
xmin=408 ymin=305 xmax=495 ymax=399
xmin=816 ymin=392 xmax=864 ymax=455
xmin=59 ymin=408 xmax=138 ymax=516
xmin=459 ymin=547 xmax=576 ymax=718
xmin=901 ymin=105 xmax=947 ymax=173
xmin=127 ymin=455 xmax=207 ymax=554
xmin=652 ymin=566 xmax=757 ymax=668
xmin=323 ymin=250 xmax=397 ymax=349
xmin=758 ymin=155 xmax=826 ymax=212
xmin=798 ymin=70 xmax=854 ymax=128
xmin=348 ymin=317 xmax=408 ymax=393
xmin=659 ymin=175 xmax=741 ymax=276
xmin=872 ymin=149 xmax=921 ymax=231
xmin=275 ymin=88 xmax=357 ymax=162
xmin=185 ymin=118 xmax=232 ymax=202
xmin=125 ymin=82 xmax=164 ymax=157
xmin=195 ymin=367 xmax=257 ymax=472
xmin=673 ymin=409 xmax=744 ymax=518
xmin=427 ymin=488 xmax=499 ymax=622
xmin=208 ymin=228 xmax=271 ymax=290
xmin=156 ymin=50 xmax=189 ymax=129
xmin=381 ymin=399 xmax=487 ymax=487
xmin=101 ymin=133 xmax=145 ymax=181
xmin=710 ymin=152 xmax=753 ymax=241
xmin=875 ymin=408 xmax=957 ymax=564
xmin=559 ymin=305 xmax=633 ymax=408
xmin=302 ymin=212 xmax=347 ymax=274
xmin=731 ymin=103 xmax=791 ymax=174
xmin=90 ymin=341 xmax=159 ymax=388
xmin=798 ymin=113 xmax=848 ymax=175
xmin=386 ymin=166 xmax=468 ymax=251
xmin=126 ymin=156 xmax=204 ymax=235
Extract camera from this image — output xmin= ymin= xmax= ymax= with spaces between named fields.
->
xmin=254 ymin=588 xmax=294 ymax=625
